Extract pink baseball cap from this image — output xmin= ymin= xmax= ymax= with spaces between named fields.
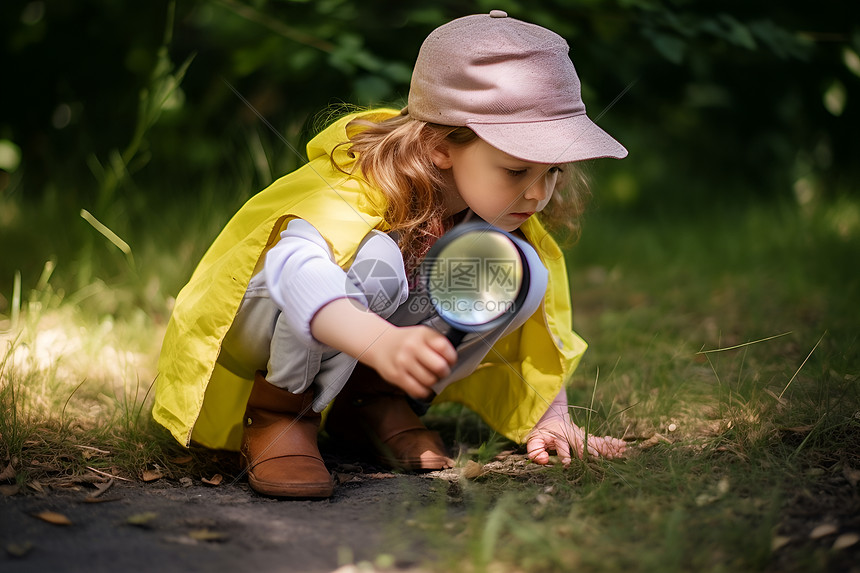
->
xmin=407 ymin=10 xmax=628 ymax=164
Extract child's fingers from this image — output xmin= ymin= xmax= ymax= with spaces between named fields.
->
xmin=406 ymin=359 xmax=446 ymax=388
xmin=555 ymin=433 xmax=572 ymax=465
xmin=526 ymin=435 xmax=551 ymax=465
xmin=529 ymin=417 xmax=628 ymax=462
xmin=416 ymin=346 xmax=453 ymax=380
xmin=398 ymin=374 xmax=434 ymax=399
xmin=379 ymin=327 xmax=451 ymax=384
xmin=425 ymin=330 xmax=458 ymax=365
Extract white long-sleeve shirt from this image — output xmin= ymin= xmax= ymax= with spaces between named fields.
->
xmin=256 ymin=218 xmax=408 ymax=344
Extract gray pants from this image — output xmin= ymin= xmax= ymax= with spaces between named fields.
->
xmin=216 ymin=230 xmax=547 ymax=412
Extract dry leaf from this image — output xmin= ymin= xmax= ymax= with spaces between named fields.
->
xmin=810 ymin=524 xmax=838 ymax=539
xmin=0 ymin=484 xmax=20 ymax=496
xmin=335 ymin=472 xmax=362 ymax=484
xmin=169 ymin=455 xmax=193 ymax=465
xmin=0 ymin=463 xmax=16 ymax=482
xmin=188 ymin=528 xmax=227 ymax=542
xmin=762 ymin=387 xmax=783 ymax=403
xmin=87 ymin=479 xmax=114 ymax=499
xmin=638 ymin=433 xmax=671 ymax=450
xmin=201 ymin=474 xmax=223 ymax=486
xmin=5 ymin=541 xmax=33 ymax=557
xmin=843 ymin=466 xmax=860 ymax=487
xmin=126 ymin=512 xmax=158 ymax=527
xmin=832 ymin=533 xmax=860 ymax=550
xmin=771 ymin=536 xmax=792 ymax=552
xmin=783 ymin=425 xmax=814 ymax=434
xmin=141 ymin=469 xmax=164 ymax=482
xmin=82 ymin=497 xmax=120 ymax=504
xmin=33 ymin=511 xmax=72 ymax=526
xmin=27 ymin=480 xmax=45 ymax=493
xmin=462 ymin=460 xmax=485 ymax=479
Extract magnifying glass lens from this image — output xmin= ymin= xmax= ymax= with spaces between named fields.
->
xmin=426 ymin=229 xmax=524 ymax=328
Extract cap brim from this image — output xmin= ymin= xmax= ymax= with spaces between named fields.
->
xmin=468 ymin=114 xmax=627 ymax=164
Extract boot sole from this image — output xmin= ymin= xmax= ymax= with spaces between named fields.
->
xmin=248 ymin=473 xmax=334 ymax=499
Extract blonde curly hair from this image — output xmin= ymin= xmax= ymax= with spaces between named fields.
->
xmin=333 ymin=110 xmax=591 ymax=273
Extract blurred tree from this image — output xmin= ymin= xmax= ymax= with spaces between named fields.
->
xmin=1 ymin=0 xmax=857 ymax=218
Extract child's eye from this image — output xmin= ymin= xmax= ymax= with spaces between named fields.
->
xmin=506 ymin=169 xmax=527 ymax=177
xmin=547 ymin=166 xmax=564 ymax=175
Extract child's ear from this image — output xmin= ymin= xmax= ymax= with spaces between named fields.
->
xmin=430 ymin=144 xmax=453 ymax=169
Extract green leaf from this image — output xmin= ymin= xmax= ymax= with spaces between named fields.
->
xmin=748 ymin=20 xmax=813 ymax=60
xmin=126 ymin=512 xmax=158 ymax=527
xmin=716 ymin=14 xmax=757 ymax=50
xmin=650 ymin=32 xmax=686 ymax=64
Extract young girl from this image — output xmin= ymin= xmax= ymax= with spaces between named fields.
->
xmin=154 ymin=10 xmax=627 ymax=498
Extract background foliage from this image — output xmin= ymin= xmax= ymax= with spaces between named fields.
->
xmin=1 ymin=4 xmax=858 ymax=570
xmin=1 ymin=0 xmax=858 ymax=302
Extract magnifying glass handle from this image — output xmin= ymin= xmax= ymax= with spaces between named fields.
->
xmin=446 ymin=327 xmax=466 ymax=348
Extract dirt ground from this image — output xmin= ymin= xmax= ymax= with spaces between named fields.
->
xmin=0 ymin=456 xmax=456 ymax=573
xmin=3 ymin=442 xmax=859 ymax=573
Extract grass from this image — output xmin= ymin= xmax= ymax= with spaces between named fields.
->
xmin=403 ymin=199 xmax=860 ymax=572
xmin=0 ymin=194 xmax=231 ymax=487
xmin=1 ymin=194 xmax=858 ymax=571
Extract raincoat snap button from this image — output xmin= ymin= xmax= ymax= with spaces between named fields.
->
xmin=489 ymin=10 xmax=507 ymax=18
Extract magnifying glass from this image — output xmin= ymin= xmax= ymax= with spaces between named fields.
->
xmin=422 ymin=221 xmax=530 ymax=347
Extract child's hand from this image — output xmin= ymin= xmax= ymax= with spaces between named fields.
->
xmin=362 ymin=325 xmax=457 ymax=398
xmin=310 ymin=298 xmax=457 ymax=400
xmin=526 ymin=410 xmax=626 ymax=465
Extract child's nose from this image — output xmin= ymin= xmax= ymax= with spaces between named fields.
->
xmin=523 ymin=177 xmax=550 ymax=201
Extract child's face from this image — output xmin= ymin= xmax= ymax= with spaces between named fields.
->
xmin=435 ymin=138 xmax=561 ymax=232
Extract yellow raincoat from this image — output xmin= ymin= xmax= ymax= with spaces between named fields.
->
xmin=153 ymin=109 xmax=588 ymax=451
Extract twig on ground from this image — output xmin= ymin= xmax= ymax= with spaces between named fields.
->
xmin=86 ymin=466 xmax=133 ymax=482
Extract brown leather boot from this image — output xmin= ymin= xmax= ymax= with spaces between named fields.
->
xmin=326 ymin=364 xmax=453 ymax=471
xmin=241 ymin=372 xmax=334 ymax=498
